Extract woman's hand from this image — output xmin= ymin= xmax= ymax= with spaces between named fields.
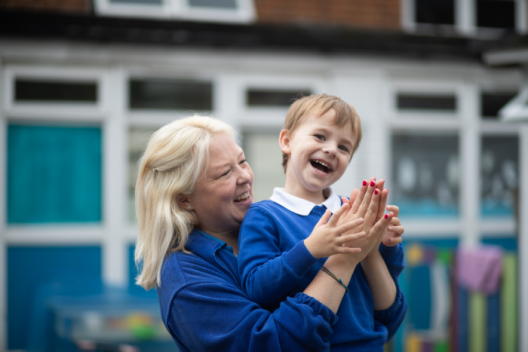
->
xmin=304 ymin=203 xmax=366 ymax=259
xmin=381 ymin=205 xmax=404 ymax=247
xmin=340 ymin=188 xmax=394 ymax=265
xmin=337 ymin=177 xmax=381 ymax=236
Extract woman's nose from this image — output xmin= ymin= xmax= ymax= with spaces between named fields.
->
xmin=237 ymin=166 xmax=253 ymax=184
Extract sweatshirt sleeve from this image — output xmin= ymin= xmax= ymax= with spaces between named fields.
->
xmin=379 ymin=243 xmax=405 ymax=284
xmin=167 ymin=281 xmax=338 ymax=352
xmin=373 ymin=285 xmax=407 ymax=341
xmin=238 ymin=206 xmax=318 ymax=307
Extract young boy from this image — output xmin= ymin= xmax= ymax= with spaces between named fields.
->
xmin=238 ymin=94 xmax=406 ymax=351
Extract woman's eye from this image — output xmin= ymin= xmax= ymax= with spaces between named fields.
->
xmin=221 ymin=170 xmax=230 ymax=177
xmin=239 ymin=159 xmax=247 ymax=165
xmin=315 ymin=135 xmax=325 ymax=141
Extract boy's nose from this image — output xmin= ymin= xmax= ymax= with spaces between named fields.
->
xmin=323 ymin=145 xmax=337 ymax=157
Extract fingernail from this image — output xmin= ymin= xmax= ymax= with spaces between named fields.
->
xmin=388 ymin=226 xmax=393 ymax=231
xmin=358 ymin=218 xmax=364 ymax=223
xmin=384 ymin=214 xmax=388 ymax=219
xmin=374 ymin=189 xmax=379 ymax=195
xmin=362 ymin=180 xmax=367 ymax=186
xmin=370 ymin=181 xmax=375 ymax=187
xmin=361 ymin=232 xmax=366 ymax=236
xmin=386 ymin=189 xmax=389 ymax=193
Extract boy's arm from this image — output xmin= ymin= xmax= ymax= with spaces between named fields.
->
xmin=361 ymin=243 xmax=407 ymax=340
xmin=238 ymin=206 xmax=318 ymax=307
xmin=373 ymin=285 xmax=407 ymax=341
xmin=378 ymin=205 xmax=406 ymax=282
xmin=379 ymin=242 xmax=405 ymax=283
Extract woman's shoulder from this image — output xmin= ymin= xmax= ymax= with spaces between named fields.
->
xmin=160 ymin=249 xmax=217 ymax=287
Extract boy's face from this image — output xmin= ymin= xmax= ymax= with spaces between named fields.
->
xmin=280 ymin=109 xmax=357 ymax=201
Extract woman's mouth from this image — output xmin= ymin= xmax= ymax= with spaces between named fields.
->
xmin=234 ymin=191 xmax=251 ymax=202
xmin=310 ymin=160 xmax=332 ymax=174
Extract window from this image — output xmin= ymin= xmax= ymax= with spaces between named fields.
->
xmin=246 ymin=89 xmax=312 ymax=108
xmin=392 ymin=133 xmax=460 ymax=217
xmin=129 ymin=79 xmax=212 ymax=111
xmin=242 ymin=132 xmax=285 ymax=202
xmin=415 ymin=0 xmax=455 ymax=25
xmin=15 ymin=79 xmax=98 ymax=103
xmin=7 ymin=125 xmax=102 ymax=224
xmin=188 ymin=0 xmax=236 ymax=9
xmin=397 ymin=93 xmax=457 ymax=112
xmin=481 ymin=136 xmax=519 ymax=218
xmin=477 ymin=0 xmax=515 ymax=29
xmin=95 ymin=0 xmax=255 ymax=23
xmin=128 ymin=127 xmax=157 ymax=222
xmin=481 ymin=92 xmax=516 ymax=119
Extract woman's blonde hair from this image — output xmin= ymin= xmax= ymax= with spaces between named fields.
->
xmin=134 ymin=115 xmax=235 ymax=290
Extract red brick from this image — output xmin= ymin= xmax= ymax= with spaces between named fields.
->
xmin=0 ymin=0 xmax=91 ymax=13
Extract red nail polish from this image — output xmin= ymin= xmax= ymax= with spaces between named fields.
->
xmin=374 ymin=189 xmax=379 ymax=195
xmin=362 ymin=180 xmax=367 ymax=186
xmin=384 ymin=214 xmax=388 ymax=219
xmin=370 ymin=181 xmax=375 ymax=187
xmin=386 ymin=189 xmax=389 ymax=193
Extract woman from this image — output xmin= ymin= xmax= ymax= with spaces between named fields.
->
xmin=134 ymin=115 xmax=392 ymax=351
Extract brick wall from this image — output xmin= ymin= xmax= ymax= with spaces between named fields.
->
xmin=0 ymin=0 xmax=91 ymax=14
xmin=255 ymin=0 xmax=401 ymax=31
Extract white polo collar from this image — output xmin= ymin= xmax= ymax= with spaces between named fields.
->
xmin=270 ymin=187 xmax=342 ymax=216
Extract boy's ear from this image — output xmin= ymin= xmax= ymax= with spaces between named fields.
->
xmin=279 ymin=129 xmax=292 ymax=155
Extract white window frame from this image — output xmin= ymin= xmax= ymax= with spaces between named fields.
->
xmin=1 ymin=63 xmax=128 ymax=292
xmin=237 ymin=74 xmax=327 ymax=129
xmin=3 ymin=65 xmax=108 ymax=122
xmin=387 ymin=79 xmax=462 ymax=130
xmin=94 ymin=0 xmax=256 ymax=23
xmin=126 ymin=70 xmax=216 ymax=127
xmin=402 ymin=0 xmax=527 ymax=36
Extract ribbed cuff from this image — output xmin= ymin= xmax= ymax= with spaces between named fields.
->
xmin=373 ymin=286 xmax=404 ymax=323
xmin=379 ymin=242 xmax=402 ymax=257
xmin=294 ymin=292 xmax=339 ymax=327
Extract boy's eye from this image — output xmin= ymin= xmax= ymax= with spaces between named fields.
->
xmin=314 ymin=135 xmax=325 ymax=141
xmin=338 ymin=145 xmax=349 ymax=152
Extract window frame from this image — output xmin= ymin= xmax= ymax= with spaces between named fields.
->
xmin=402 ymin=0 xmax=527 ymax=35
xmin=94 ymin=0 xmax=256 ymax=23
xmin=238 ymin=74 xmax=326 ymax=128
xmin=3 ymin=66 xmax=108 ymax=123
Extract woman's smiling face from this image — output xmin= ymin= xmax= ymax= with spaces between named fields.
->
xmin=187 ymin=133 xmax=254 ymax=240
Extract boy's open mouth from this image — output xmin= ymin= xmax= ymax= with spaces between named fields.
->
xmin=310 ymin=160 xmax=331 ymax=174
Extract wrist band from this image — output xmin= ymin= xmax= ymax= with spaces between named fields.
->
xmin=320 ymin=266 xmax=348 ymax=293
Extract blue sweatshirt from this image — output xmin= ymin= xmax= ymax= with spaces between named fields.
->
xmin=157 ymin=229 xmax=340 ymax=352
xmin=238 ymin=188 xmax=407 ymax=352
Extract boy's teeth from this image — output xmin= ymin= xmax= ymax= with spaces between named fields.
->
xmin=314 ymin=160 xmax=329 ymax=168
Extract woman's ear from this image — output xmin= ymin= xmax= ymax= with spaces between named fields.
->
xmin=176 ymin=194 xmax=192 ymax=210
xmin=279 ymin=129 xmax=292 ymax=155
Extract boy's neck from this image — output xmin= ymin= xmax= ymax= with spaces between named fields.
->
xmin=283 ymin=183 xmax=330 ymax=204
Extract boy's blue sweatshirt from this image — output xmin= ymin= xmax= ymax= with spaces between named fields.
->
xmin=238 ymin=188 xmax=407 ymax=352
xmin=157 ymin=229 xmax=340 ymax=352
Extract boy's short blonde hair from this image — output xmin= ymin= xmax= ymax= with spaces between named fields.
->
xmin=282 ymin=94 xmax=362 ymax=172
